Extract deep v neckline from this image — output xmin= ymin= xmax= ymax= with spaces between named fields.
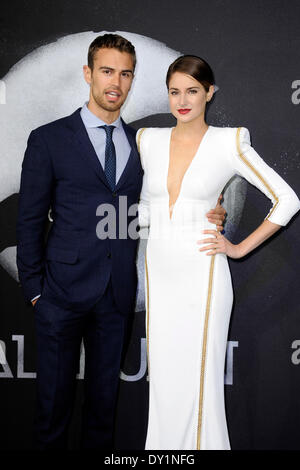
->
xmin=167 ymin=125 xmax=211 ymax=220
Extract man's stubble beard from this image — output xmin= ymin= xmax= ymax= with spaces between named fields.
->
xmin=92 ymin=89 xmax=127 ymax=113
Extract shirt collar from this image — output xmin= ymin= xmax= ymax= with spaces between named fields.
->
xmin=80 ymin=102 xmax=122 ymax=129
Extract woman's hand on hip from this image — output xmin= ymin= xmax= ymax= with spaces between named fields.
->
xmin=197 ymin=230 xmax=243 ymax=259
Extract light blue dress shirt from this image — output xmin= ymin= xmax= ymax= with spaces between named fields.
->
xmin=80 ymin=103 xmax=131 ymax=183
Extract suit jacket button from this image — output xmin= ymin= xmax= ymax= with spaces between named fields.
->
xmin=112 ymin=192 xmax=117 ymax=197
xmin=107 ymin=253 xmax=111 ymax=259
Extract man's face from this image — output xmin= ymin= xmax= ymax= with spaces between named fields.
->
xmin=84 ymin=47 xmax=134 ymax=115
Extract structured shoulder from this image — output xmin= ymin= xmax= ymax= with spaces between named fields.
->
xmin=234 ymin=126 xmax=251 ymax=147
xmin=137 ymin=126 xmax=171 ymax=137
xmin=136 ymin=126 xmax=171 ymax=150
xmin=32 ymin=116 xmax=67 ymax=136
xmin=211 ymin=125 xmax=251 ymax=145
xmin=210 ymin=125 xmax=238 ymax=136
xmin=136 ymin=127 xmax=148 ymax=152
xmin=31 ymin=108 xmax=82 ymax=139
xmin=224 ymin=125 xmax=250 ymax=138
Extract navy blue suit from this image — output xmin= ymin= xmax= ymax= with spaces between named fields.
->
xmin=16 ymin=108 xmax=143 ymax=449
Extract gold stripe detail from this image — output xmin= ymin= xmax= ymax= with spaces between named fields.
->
xmin=145 ymin=252 xmax=150 ymax=375
xmin=196 ymin=254 xmax=216 ymax=450
xmin=236 ymin=127 xmax=279 ymax=219
xmin=137 ymin=127 xmax=146 ymax=154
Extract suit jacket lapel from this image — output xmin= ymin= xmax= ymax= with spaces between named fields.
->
xmin=67 ymin=108 xmax=111 ymax=189
xmin=115 ymin=119 xmax=140 ymax=191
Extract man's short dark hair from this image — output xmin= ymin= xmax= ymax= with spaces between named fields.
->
xmin=88 ymin=33 xmax=136 ymax=71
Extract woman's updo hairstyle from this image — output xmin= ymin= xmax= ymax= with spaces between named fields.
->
xmin=166 ymin=55 xmax=214 ymax=92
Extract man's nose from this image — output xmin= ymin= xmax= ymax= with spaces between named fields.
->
xmin=111 ymin=73 xmax=121 ymax=87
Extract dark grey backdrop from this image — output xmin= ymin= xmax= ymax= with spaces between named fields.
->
xmin=0 ymin=0 xmax=300 ymax=450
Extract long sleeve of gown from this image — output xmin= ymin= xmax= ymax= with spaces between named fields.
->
xmin=231 ymin=127 xmax=300 ymax=226
xmin=136 ymin=128 xmax=150 ymax=234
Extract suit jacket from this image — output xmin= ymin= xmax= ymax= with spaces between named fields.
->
xmin=17 ymin=108 xmax=143 ymax=314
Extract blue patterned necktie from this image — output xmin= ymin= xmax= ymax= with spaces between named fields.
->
xmin=99 ymin=125 xmax=116 ymax=190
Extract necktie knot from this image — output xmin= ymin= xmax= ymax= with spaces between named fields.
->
xmin=99 ymin=125 xmax=115 ymax=138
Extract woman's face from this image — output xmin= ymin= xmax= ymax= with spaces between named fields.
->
xmin=168 ymin=71 xmax=213 ymax=123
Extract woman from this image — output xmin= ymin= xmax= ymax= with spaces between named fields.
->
xmin=136 ymin=55 xmax=300 ymax=450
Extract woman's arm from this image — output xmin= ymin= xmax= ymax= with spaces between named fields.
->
xmin=198 ymin=127 xmax=300 ymax=257
xmin=198 ymin=219 xmax=280 ymax=258
xmin=136 ymin=128 xmax=150 ymax=238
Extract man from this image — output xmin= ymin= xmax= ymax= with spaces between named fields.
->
xmin=17 ymin=34 xmax=225 ymax=449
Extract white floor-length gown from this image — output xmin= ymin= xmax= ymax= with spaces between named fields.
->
xmin=136 ymin=125 xmax=299 ymax=450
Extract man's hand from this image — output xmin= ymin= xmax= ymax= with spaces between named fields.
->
xmin=205 ymin=194 xmax=226 ymax=232
xmin=32 ymin=298 xmax=39 ymax=307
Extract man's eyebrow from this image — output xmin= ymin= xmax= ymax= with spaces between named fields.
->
xmin=98 ymin=66 xmax=133 ymax=74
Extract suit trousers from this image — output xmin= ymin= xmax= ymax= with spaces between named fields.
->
xmin=34 ymin=278 xmax=127 ymax=450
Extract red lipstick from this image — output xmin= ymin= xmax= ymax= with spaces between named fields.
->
xmin=178 ymin=109 xmax=191 ymax=115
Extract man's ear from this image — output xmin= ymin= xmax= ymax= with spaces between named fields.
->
xmin=83 ymin=65 xmax=92 ymax=85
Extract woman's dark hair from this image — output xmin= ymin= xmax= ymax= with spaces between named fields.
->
xmin=166 ymin=55 xmax=214 ymax=92
xmin=88 ymin=33 xmax=136 ymax=71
